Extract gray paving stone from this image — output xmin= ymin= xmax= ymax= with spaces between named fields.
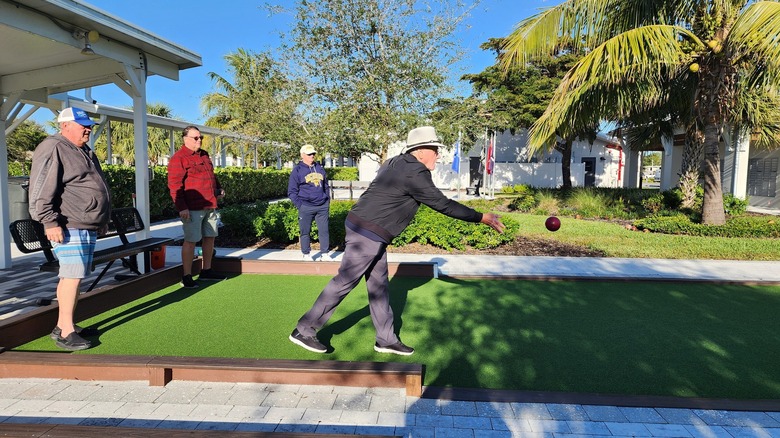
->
xmin=620 ymin=406 xmax=667 ymax=423
xmin=656 ymin=408 xmax=706 ymax=425
xmin=566 ymin=420 xmax=612 ymax=435
xmin=7 ymin=399 xmax=54 ymax=412
xmin=355 ymin=425 xmax=397 ymax=436
xmin=151 ymin=403 xmax=196 ymax=417
xmin=527 ymin=419 xmax=572 ymax=433
xmin=86 ymin=385 xmax=135 ymax=402
xmin=260 ymin=391 xmax=301 ymax=408
xmin=644 ymin=423 xmax=693 ymax=437
xmin=683 ymin=424 xmax=734 ymax=438
xmin=1 ymin=413 xmax=47 ymax=424
xmin=43 ymin=400 xmax=89 ymax=413
xmin=406 ymin=397 xmax=441 ymax=415
xmin=369 ymin=395 xmax=406 ymax=412
xmin=189 ymin=403 xmax=235 ymax=418
xmin=274 ymin=421 xmax=317 ymax=433
xmin=511 ymin=402 xmax=553 ymax=419
xmin=377 ymin=411 xmax=414 ymax=426
xmin=78 ymin=416 xmax=125 ymax=427
xmin=295 ymin=392 xmax=336 ymax=409
xmin=415 ymin=413 xmax=454 ymax=427
xmin=17 ymin=382 xmax=69 ymax=399
xmin=333 ymin=392 xmax=371 ymax=411
xmin=225 ymin=405 xmax=269 ymax=420
xmin=190 ymin=387 xmax=235 ymax=405
xmin=605 ymin=421 xmax=653 ymax=436
xmin=39 ymin=413 xmax=86 ymax=425
xmin=475 ymin=401 xmax=515 ymax=418
xmin=155 ymin=419 xmax=201 ymax=430
xmin=452 ymin=415 xmax=492 ymax=429
xmin=441 ymin=400 xmax=478 ymax=416
xmin=315 ymin=423 xmax=358 ymax=434
xmin=491 ymin=417 xmax=533 ymax=433
xmin=584 ymin=405 xmax=630 ymax=422
xmin=119 ymin=386 xmax=167 ymax=403
xmin=721 ymin=426 xmax=780 ymax=438
xmin=234 ymin=421 xmax=279 ymax=432
xmin=194 ymin=420 xmax=239 ymax=431
xmin=301 ymin=407 xmax=342 ymax=423
xmin=473 ymin=429 xmax=514 ymax=438
xmin=262 ymin=406 xmax=305 ymax=421
xmin=226 ymin=388 xmax=270 ymax=406
xmin=339 ymin=410 xmax=379 ymax=425
xmin=49 ymin=384 xmax=102 ymax=401
xmin=693 ymin=410 xmax=780 ymax=428
xmin=152 ymin=386 xmax=203 ymax=404
xmin=547 ymin=403 xmax=590 ymax=421
xmin=111 ymin=402 xmax=159 ymax=417
xmin=394 ymin=425 xmax=435 ymax=437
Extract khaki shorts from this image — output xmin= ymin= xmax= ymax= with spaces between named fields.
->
xmin=182 ymin=209 xmax=219 ymax=243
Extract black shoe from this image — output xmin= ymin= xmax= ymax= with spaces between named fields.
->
xmin=374 ymin=341 xmax=414 ymax=356
xmin=54 ymin=332 xmax=92 ymax=351
xmin=181 ymin=274 xmax=198 ymax=288
xmin=289 ymin=329 xmax=327 ymax=353
xmin=50 ymin=325 xmax=97 ymax=340
xmin=198 ymin=269 xmax=227 ymax=281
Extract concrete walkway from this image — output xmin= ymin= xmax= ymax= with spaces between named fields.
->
xmin=2 ymin=219 xmax=780 ymax=436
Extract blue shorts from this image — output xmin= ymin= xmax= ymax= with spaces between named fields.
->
xmin=52 ymin=229 xmax=97 ymax=279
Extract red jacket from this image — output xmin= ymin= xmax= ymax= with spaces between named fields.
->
xmin=167 ymin=147 xmax=221 ymax=212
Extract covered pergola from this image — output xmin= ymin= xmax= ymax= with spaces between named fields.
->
xmin=0 ymin=0 xmax=270 ymax=270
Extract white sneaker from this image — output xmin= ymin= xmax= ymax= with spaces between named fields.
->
xmin=302 ymin=253 xmax=314 ymax=262
xmin=319 ymin=253 xmax=334 ymax=262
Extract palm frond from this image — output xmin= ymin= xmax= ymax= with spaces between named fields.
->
xmin=729 ymin=1 xmax=780 ymax=71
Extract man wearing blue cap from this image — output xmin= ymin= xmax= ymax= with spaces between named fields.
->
xmin=28 ymin=107 xmax=111 ymax=351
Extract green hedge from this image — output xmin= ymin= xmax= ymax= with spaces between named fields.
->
xmin=219 ymin=200 xmax=519 ymax=251
xmin=633 ymin=214 xmax=780 ymax=238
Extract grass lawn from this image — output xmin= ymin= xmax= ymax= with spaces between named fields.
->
xmin=17 ymin=274 xmax=780 ymax=400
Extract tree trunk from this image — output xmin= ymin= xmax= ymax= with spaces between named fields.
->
xmin=560 ymin=138 xmax=573 ymax=189
xmin=701 ymin=123 xmax=726 ymax=225
xmin=679 ymin=127 xmax=704 ymax=209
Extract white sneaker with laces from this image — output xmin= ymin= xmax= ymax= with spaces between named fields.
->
xmin=319 ymin=253 xmax=334 ymax=262
xmin=302 ymin=253 xmax=314 ymax=262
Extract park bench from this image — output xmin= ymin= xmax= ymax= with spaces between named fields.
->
xmin=329 ymin=180 xmax=370 ymax=200
xmin=8 ymin=207 xmax=173 ymax=294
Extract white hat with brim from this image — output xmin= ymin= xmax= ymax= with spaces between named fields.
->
xmin=402 ymin=126 xmax=445 ymax=154
xmin=300 ymin=144 xmax=317 ymax=155
xmin=57 ymin=107 xmax=96 ymax=127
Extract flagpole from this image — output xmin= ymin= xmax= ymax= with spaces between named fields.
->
xmin=483 ymin=128 xmax=488 ymax=198
xmin=456 ymin=130 xmax=462 ymax=199
xmin=490 ymin=131 xmax=496 ymax=198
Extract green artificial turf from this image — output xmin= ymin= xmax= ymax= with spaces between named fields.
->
xmin=17 ymin=274 xmax=780 ymax=400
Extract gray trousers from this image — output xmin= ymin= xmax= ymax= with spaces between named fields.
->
xmin=295 ymin=226 xmax=399 ymax=346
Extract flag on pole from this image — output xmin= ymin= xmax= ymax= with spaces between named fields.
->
xmin=451 ymin=136 xmax=461 ymax=173
xmin=486 ymin=133 xmax=495 ymax=175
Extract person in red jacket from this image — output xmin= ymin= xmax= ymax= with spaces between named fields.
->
xmin=167 ymin=126 xmax=227 ymax=288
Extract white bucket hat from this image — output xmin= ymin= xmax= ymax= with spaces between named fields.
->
xmin=402 ymin=126 xmax=445 ymax=154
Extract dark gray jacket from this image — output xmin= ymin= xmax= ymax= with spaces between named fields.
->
xmin=28 ymin=134 xmax=111 ymax=230
xmin=348 ymin=153 xmax=482 ymax=241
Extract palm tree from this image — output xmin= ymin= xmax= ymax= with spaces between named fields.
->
xmin=94 ymin=103 xmax=177 ymax=166
xmin=502 ymin=1 xmax=780 ymax=224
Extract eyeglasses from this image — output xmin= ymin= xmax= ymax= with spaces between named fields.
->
xmin=186 ymin=136 xmax=204 ymax=141
xmin=306 ymin=153 xmax=316 ymax=156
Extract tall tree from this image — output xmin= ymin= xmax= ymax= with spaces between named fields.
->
xmin=273 ymin=0 xmax=479 ymax=162
xmin=502 ymin=0 xmax=780 ymax=224
xmin=6 ymin=120 xmax=47 ymax=164
xmin=202 ymin=49 xmax=306 ymax=163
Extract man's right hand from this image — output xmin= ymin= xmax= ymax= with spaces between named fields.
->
xmin=45 ymin=226 xmax=64 ymax=243
xmin=480 ymin=213 xmax=506 ymax=233
xmin=179 ymin=209 xmax=191 ymax=222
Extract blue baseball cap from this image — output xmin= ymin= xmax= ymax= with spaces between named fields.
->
xmin=57 ymin=107 xmax=96 ymax=126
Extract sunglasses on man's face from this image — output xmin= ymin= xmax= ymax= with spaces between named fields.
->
xmin=187 ymin=135 xmax=205 ymax=141
xmin=306 ymin=153 xmax=316 ymax=156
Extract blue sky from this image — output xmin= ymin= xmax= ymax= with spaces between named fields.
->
xmin=75 ymin=0 xmax=560 ymax=125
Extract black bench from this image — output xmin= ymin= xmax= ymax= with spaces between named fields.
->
xmin=9 ymin=207 xmax=173 ymax=294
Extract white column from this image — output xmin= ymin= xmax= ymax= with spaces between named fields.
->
xmin=660 ymin=135 xmax=674 ymax=191
xmin=0 ymin=96 xmax=21 ymax=268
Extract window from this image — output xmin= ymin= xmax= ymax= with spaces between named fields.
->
xmin=747 ymin=158 xmax=778 ymax=197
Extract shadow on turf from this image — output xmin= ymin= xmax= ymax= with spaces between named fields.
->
xmin=81 ymin=282 xmax=212 ymax=339
xmin=314 ymin=275 xmax=431 ymax=352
